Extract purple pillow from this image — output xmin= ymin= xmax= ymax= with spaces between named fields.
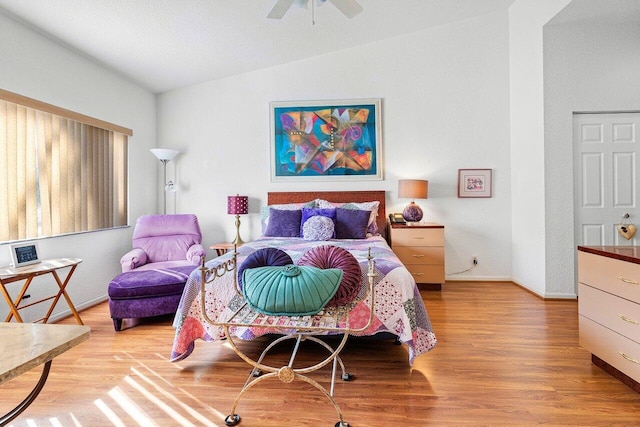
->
xmin=335 ymin=208 xmax=370 ymax=239
xmin=264 ymin=208 xmax=302 ymax=237
xmin=300 ymin=208 xmax=337 ymax=238
xmin=297 ymin=245 xmax=362 ymax=306
xmin=237 ymin=247 xmax=293 ymax=290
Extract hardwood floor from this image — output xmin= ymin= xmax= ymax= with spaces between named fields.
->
xmin=2 ymin=282 xmax=639 ymax=426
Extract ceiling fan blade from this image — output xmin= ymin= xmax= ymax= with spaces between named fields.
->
xmin=267 ymin=0 xmax=296 ymax=19
xmin=328 ymin=0 xmax=363 ymax=18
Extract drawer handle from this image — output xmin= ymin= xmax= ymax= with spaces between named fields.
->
xmin=618 ymin=315 xmax=639 ymax=325
xmin=413 ymin=273 xmax=424 ymax=276
xmin=412 ymin=237 xmax=425 ymax=240
xmin=618 ymin=277 xmax=639 ymax=285
xmin=411 ymin=254 xmax=425 ymax=258
xmin=619 ymin=352 xmax=640 ymax=365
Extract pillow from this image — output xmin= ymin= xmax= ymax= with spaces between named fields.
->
xmin=300 ymin=207 xmax=337 ymax=237
xmin=260 ymin=200 xmax=316 ymax=234
xmin=316 ymin=200 xmax=380 ymax=236
xmin=264 ymin=208 xmax=302 ymax=237
xmin=302 ymin=215 xmax=335 ymax=241
xmin=242 ymin=264 xmax=343 ymax=316
xmin=237 ymin=247 xmax=293 ymax=290
xmin=297 ymin=245 xmax=362 ymax=306
xmin=335 ymin=208 xmax=370 ymax=239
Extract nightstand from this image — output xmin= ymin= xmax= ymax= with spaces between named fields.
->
xmin=209 ymin=242 xmax=243 ymax=257
xmin=389 ymin=223 xmax=445 ymax=290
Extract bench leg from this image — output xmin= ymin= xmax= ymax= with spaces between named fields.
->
xmin=112 ymin=317 xmax=123 ymax=331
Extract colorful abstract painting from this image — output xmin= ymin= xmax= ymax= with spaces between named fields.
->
xmin=270 ymin=99 xmax=382 ymax=181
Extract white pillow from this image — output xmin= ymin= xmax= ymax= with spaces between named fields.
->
xmin=302 ymin=215 xmax=335 ymax=241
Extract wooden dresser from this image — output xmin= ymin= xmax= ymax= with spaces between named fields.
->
xmin=578 ymin=246 xmax=640 ymax=392
xmin=389 ymin=223 xmax=445 ymax=289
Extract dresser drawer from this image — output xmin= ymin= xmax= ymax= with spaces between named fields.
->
xmin=394 ymin=247 xmax=444 ymax=265
xmin=578 ymin=251 xmax=640 ymax=304
xmin=579 ymin=283 xmax=640 ymax=344
xmin=404 ymin=264 xmax=445 ymax=284
xmin=391 ymin=228 xmax=443 ymax=247
xmin=580 ymin=315 xmax=640 ymax=383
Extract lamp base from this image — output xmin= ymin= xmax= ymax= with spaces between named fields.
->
xmin=403 ymin=201 xmax=423 ymax=222
xmin=232 ymin=214 xmax=244 ymax=246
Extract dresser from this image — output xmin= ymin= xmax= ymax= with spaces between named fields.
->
xmin=389 ymin=223 xmax=445 ymax=289
xmin=578 ymin=246 xmax=640 ymax=392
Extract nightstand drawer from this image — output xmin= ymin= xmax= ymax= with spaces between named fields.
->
xmin=579 ymin=283 xmax=640 ymax=343
xmin=394 ymin=247 xmax=444 ymax=265
xmin=578 ymin=251 xmax=640 ymax=304
xmin=580 ymin=315 xmax=640 ymax=383
xmin=404 ymin=264 xmax=445 ymax=284
xmin=391 ymin=228 xmax=444 ymax=247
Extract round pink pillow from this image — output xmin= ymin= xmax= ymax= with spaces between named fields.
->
xmin=297 ymin=245 xmax=362 ymax=306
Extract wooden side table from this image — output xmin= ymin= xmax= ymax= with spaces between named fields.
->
xmin=209 ymin=243 xmax=243 ymax=257
xmin=389 ymin=223 xmax=445 ymax=290
xmin=0 ymin=258 xmax=84 ymax=324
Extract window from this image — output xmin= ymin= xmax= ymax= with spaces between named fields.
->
xmin=0 ymin=89 xmax=132 ymax=242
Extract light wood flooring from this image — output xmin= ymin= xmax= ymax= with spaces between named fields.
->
xmin=2 ymin=282 xmax=640 ymax=426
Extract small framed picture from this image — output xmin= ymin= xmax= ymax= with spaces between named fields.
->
xmin=458 ymin=169 xmax=492 ymax=198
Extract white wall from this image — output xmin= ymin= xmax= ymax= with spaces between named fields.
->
xmin=0 ymin=12 xmax=157 ymax=321
xmin=508 ymin=0 xmax=572 ymax=298
xmin=544 ymin=18 xmax=640 ymax=295
xmin=158 ymin=10 xmax=513 ymax=281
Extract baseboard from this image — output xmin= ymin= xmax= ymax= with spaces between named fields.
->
xmin=49 ymin=294 xmax=108 ymax=323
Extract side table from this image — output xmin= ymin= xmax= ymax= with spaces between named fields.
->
xmin=389 ymin=223 xmax=445 ymax=290
xmin=209 ymin=242 xmax=243 ymax=257
xmin=0 ymin=258 xmax=84 ymax=324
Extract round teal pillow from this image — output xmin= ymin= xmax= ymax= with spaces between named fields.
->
xmin=242 ymin=264 xmax=343 ymax=316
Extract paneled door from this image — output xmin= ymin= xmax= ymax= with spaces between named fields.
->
xmin=574 ymin=112 xmax=639 ymax=247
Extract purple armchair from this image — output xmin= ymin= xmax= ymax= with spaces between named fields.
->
xmin=120 ymin=214 xmax=206 ymax=272
xmin=108 ymin=214 xmax=206 ymax=331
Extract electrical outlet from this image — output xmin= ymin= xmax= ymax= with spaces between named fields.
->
xmin=473 ymin=256 xmax=478 ymax=265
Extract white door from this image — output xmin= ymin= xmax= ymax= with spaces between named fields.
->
xmin=574 ymin=112 xmax=640 ymax=247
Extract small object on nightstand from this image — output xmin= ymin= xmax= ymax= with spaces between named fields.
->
xmin=398 ymin=179 xmax=428 ymax=222
xmin=389 ymin=222 xmax=444 ymax=290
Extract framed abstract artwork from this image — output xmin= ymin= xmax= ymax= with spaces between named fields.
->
xmin=458 ymin=169 xmax=492 ymax=198
xmin=270 ymin=99 xmax=382 ymax=181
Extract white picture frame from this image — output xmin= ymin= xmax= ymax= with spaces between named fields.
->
xmin=9 ymin=241 xmax=40 ymax=268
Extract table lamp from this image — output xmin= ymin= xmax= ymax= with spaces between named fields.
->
xmin=398 ymin=179 xmax=428 ymax=222
xmin=227 ymin=195 xmax=249 ymax=245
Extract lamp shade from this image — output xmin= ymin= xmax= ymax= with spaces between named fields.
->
xmin=398 ymin=179 xmax=428 ymax=200
xmin=150 ymin=148 xmax=180 ymax=161
xmin=227 ymin=195 xmax=249 ymax=215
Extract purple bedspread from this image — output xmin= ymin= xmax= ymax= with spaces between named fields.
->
xmin=170 ymin=236 xmax=437 ymax=365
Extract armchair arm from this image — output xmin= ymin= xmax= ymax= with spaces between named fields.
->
xmin=186 ymin=244 xmax=206 ymax=266
xmin=120 ymin=248 xmax=148 ymax=272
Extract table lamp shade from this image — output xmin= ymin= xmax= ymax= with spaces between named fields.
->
xmin=228 ymin=195 xmax=248 ymax=215
xmin=398 ymin=179 xmax=428 ymax=200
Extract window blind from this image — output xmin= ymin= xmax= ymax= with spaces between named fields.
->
xmin=0 ymin=90 xmax=131 ymax=242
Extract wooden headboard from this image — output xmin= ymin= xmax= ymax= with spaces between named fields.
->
xmin=268 ymin=190 xmax=387 ymax=239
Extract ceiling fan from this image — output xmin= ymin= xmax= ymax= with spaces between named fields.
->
xmin=267 ymin=0 xmax=363 ymax=20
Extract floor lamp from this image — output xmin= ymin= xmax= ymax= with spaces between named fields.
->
xmin=150 ymin=148 xmax=180 ymax=214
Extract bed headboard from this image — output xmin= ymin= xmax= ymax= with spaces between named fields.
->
xmin=268 ymin=190 xmax=387 ymax=239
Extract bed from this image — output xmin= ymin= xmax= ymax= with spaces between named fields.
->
xmin=170 ymin=191 xmax=437 ymax=365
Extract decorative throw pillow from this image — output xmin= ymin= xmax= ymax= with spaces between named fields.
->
xmin=297 ymin=245 xmax=362 ymax=306
xmin=316 ymin=200 xmax=380 ymax=236
xmin=299 ymin=207 xmax=337 ymax=237
xmin=260 ymin=200 xmax=316 ymax=234
xmin=302 ymin=215 xmax=335 ymax=241
xmin=242 ymin=264 xmax=343 ymax=316
xmin=335 ymin=207 xmax=370 ymax=239
xmin=264 ymin=208 xmax=302 ymax=237
xmin=237 ymin=247 xmax=293 ymax=290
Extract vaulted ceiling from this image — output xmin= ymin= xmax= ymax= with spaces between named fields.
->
xmin=1 ymin=0 xmax=638 ymax=94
